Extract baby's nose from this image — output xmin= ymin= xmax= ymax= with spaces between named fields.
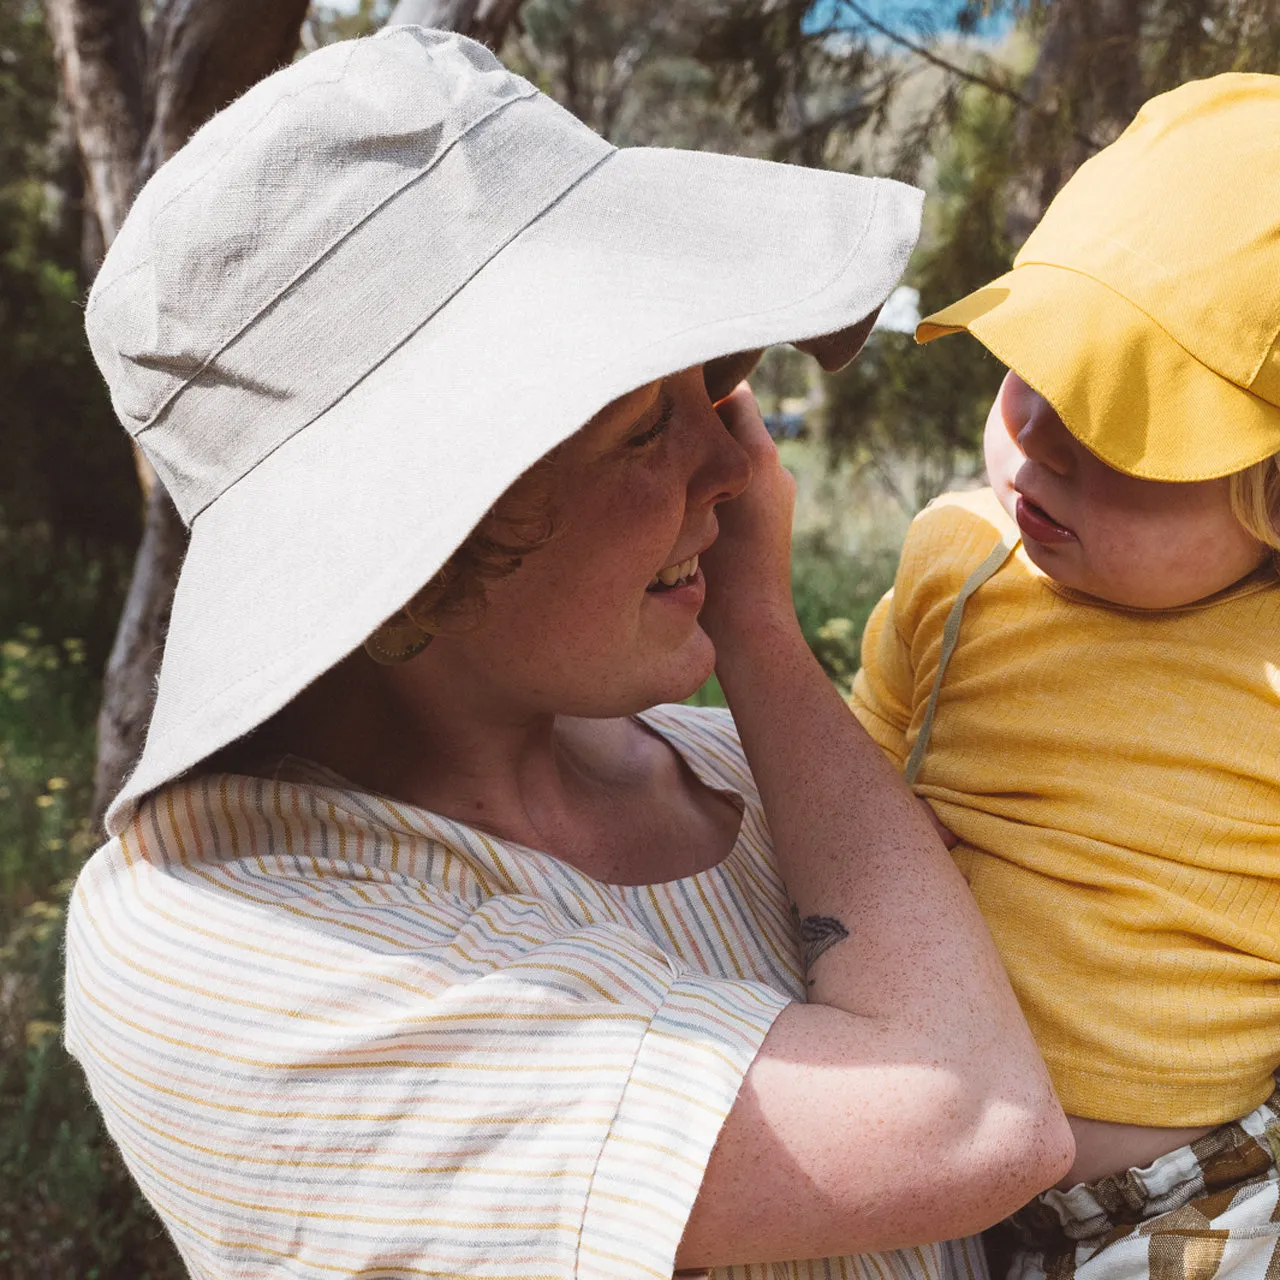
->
xmin=1015 ymin=401 xmax=1076 ymax=476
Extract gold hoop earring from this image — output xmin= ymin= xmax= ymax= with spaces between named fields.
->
xmin=363 ymin=614 xmax=432 ymax=665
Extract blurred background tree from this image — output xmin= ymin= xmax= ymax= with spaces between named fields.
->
xmin=3 ymin=0 xmax=1280 ymax=1272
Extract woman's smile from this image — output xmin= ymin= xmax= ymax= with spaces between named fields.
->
xmin=645 ymin=560 xmax=707 ymax=610
xmin=647 ymin=551 xmax=701 ymax=591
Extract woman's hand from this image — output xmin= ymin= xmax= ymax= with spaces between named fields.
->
xmin=699 ymin=383 xmax=798 ymax=647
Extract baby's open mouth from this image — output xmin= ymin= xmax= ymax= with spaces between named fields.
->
xmin=646 ymin=554 xmax=699 ymax=592
xmin=1015 ymin=495 xmax=1077 ymax=543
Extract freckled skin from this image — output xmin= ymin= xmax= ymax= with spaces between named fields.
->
xmin=984 ymin=371 xmax=1268 ymax=610
xmin=254 ymin=366 xmax=752 ymax=887
xmin=450 ymin=366 xmax=752 ymax=718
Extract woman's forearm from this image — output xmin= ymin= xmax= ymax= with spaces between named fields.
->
xmin=689 ymin=387 xmax=1071 ymax=1263
xmin=679 ymin=613 xmax=1073 ymax=1264
xmin=718 ymin=611 xmax=1032 ymax=1039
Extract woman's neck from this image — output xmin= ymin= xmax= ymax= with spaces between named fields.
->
xmin=244 ymin=646 xmax=734 ymax=883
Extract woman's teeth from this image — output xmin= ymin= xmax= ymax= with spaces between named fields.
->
xmin=648 ymin=554 xmax=699 ymax=590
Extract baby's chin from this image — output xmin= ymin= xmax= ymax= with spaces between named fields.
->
xmin=1019 ymin=540 xmax=1188 ymax=610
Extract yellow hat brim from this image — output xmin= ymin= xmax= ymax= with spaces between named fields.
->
xmin=917 ymin=264 xmax=1280 ymax=482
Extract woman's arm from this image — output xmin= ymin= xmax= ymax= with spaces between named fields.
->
xmin=678 ymin=386 xmax=1071 ymax=1269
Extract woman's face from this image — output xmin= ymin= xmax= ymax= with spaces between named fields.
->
xmin=435 ymin=366 xmax=752 ymax=716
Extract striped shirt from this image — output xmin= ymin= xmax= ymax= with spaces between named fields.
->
xmin=65 ymin=704 xmax=986 ymax=1280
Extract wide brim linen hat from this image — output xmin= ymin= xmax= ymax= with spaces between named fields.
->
xmin=916 ymin=73 xmax=1280 ymax=483
xmin=88 ymin=26 xmax=924 ymax=835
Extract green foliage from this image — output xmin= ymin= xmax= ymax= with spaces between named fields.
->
xmin=790 ymin=528 xmax=898 ymax=690
xmin=0 ymin=2 xmax=137 ymax=548
xmin=0 ymin=3 xmax=171 ymax=1270
xmin=304 ymin=0 xmax=393 ymax=46
xmin=0 ymin=522 xmax=177 ymax=1279
xmin=822 ymin=80 xmax=1016 ymax=504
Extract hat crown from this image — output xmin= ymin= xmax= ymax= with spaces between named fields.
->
xmin=1016 ymin=73 xmax=1280 ymax=408
xmin=86 ymin=26 xmax=612 ymax=523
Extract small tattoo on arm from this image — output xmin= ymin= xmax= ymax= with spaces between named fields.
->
xmin=790 ymin=903 xmax=850 ymax=984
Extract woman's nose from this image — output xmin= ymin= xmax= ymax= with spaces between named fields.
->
xmin=1015 ymin=400 xmax=1077 ymax=477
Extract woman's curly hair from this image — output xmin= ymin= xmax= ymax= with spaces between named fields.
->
xmin=389 ymin=454 xmax=561 ymax=639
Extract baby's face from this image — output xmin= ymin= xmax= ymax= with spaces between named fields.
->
xmin=984 ymin=372 xmax=1268 ymax=608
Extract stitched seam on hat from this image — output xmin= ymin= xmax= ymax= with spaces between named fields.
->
xmin=1256 ymin=326 xmax=1280 ymax=388
xmin=1063 ymin=234 xmax=1280 ymax=386
xmin=1012 ymin=258 xmax=1280 ymax=395
xmin=133 ymin=84 xmax=546 ymax=437
xmin=178 ymin=145 xmax=617 ymax=524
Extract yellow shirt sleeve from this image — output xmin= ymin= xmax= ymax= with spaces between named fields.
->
xmin=849 ymin=490 xmax=1009 ymax=773
xmin=849 ymin=588 xmax=912 ymax=771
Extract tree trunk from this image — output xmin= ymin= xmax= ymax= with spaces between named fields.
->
xmin=388 ymin=0 xmax=527 ymax=47
xmin=140 ymin=0 xmax=311 ymax=180
xmin=43 ymin=0 xmax=311 ymax=826
xmin=42 ymin=0 xmax=146 ymax=243
xmin=1005 ymin=0 xmax=1143 ymax=241
xmin=91 ymin=481 xmax=187 ymax=815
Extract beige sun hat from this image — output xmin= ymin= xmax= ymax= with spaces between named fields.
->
xmin=87 ymin=25 xmax=923 ymax=835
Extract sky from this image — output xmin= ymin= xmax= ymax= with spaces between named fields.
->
xmin=805 ymin=0 xmax=1012 ymax=38
xmin=327 ymin=0 xmax=1013 ymax=36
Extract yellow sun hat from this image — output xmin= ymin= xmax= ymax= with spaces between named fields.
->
xmin=916 ymin=73 xmax=1280 ymax=482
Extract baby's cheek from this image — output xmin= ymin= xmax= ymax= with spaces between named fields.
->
xmin=983 ymin=413 xmax=1022 ymax=512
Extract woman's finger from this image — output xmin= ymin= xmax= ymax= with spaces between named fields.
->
xmin=714 ymin=381 xmax=772 ymax=449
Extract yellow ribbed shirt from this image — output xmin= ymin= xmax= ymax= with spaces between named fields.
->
xmin=851 ymin=487 xmax=1280 ymax=1126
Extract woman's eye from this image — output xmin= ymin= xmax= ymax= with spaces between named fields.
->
xmin=628 ymin=396 xmax=675 ymax=448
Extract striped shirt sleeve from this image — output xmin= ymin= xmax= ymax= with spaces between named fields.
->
xmin=64 ymin=793 xmax=790 ymax=1279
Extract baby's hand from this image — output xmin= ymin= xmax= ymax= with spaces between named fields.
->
xmin=920 ymin=798 xmax=958 ymax=849
xmin=699 ymin=383 xmax=798 ymax=648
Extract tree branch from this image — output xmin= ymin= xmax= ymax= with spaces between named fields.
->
xmin=834 ymin=0 xmax=1104 ymax=152
xmin=141 ymin=0 xmax=310 ymax=181
xmin=387 ymin=0 xmax=527 ymax=47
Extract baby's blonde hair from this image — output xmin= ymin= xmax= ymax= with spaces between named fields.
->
xmin=1228 ymin=452 xmax=1280 ymax=561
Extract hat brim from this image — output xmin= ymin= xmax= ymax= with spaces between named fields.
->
xmin=917 ymin=263 xmax=1280 ymax=482
xmin=107 ymin=147 xmax=922 ymax=832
